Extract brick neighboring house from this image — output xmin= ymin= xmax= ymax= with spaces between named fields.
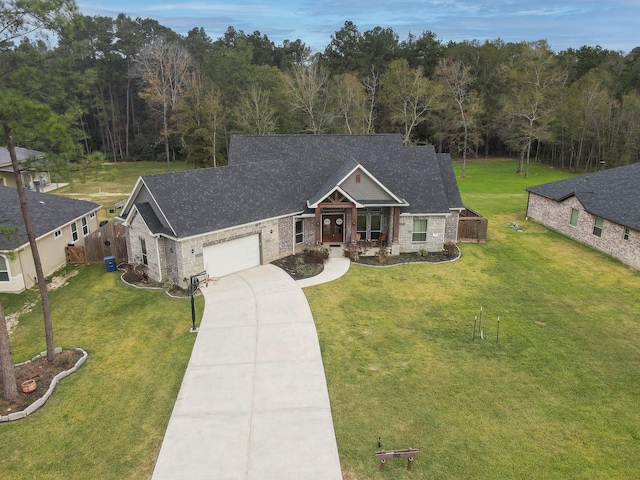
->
xmin=119 ymin=134 xmax=464 ymax=287
xmin=0 ymin=186 xmax=101 ymax=293
xmin=525 ymin=162 xmax=640 ymax=270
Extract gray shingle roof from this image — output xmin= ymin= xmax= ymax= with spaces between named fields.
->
xmin=0 ymin=146 xmax=45 ymax=167
xmin=0 ymin=186 xmax=101 ymax=250
xmin=525 ymin=162 xmax=640 ymax=231
xmin=134 ymin=134 xmax=464 ymax=239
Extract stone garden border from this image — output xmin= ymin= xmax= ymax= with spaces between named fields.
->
xmin=0 ymin=347 xmax=88 ymax=422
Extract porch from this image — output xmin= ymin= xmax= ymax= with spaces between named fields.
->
xmin=314 ymin=203 xmax=400 ymax=252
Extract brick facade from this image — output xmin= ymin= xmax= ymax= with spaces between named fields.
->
xmin=397 ymin=215 xmax=448 ymax=252
xmin=527 ymin=193 xmax=640 ymax=270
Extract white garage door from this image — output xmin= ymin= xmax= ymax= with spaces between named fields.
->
xmin=203 ymin=234 xmax=261 ymax=278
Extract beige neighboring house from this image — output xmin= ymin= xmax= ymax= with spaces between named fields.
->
xmin=0 ymin=186 xmax=101 ymax=293
xmin=0 ymin=146 xmax=53 ymax=192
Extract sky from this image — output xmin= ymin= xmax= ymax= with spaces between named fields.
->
xmin=76 ymin=0 xmax=639 ymax=54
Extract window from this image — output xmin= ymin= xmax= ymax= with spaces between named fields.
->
xmin=54 ymin=230 xmax=62 ymax=239
xmin=370 ymin=212 xmax=381 ymax=240
xmin=140 ymin=238 xmax=148 ymax=266
xmin=593 ymin=217 xmax=604 ymax=237
xmin=570 ymin=208 xmax=579 ymax=227
xmin=70 ymin=222 xmax=78 ymax=243
xmin=412 ymin=218 xmax=428 ymax=242
xmin=89 ymin=212 xmax=96 ymax=218
xmin=357 ymin=209 xmax=383 ymax=241
xmin=295 ymin=219 xmax=304 ymax=244
xmin=623 ymin=228 xmax=630 ymax=240
xmin=82 ymin=217 xmax=89 ymax=236
xmin=0 ymin=256 xmax=9 ymax=282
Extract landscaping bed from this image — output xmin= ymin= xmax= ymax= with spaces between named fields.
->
xmin=352 ymin=247 xmax=459 ymax=266
xmin=0 ymin=349 xmax=83 ymax=415
xmin=271 ymin=249 xmax=329 ymax=280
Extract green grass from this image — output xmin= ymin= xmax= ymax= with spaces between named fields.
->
xmin=54 ymin=161 xmax=192 ymax=222
xmin=0 ymin=265 xmax=202 ymax=479
xmin=307 ymin=158 xmax=640 ymax=479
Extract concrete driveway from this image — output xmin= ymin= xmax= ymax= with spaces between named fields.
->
xmin=152 ymin=264 xmax=343 ymax=480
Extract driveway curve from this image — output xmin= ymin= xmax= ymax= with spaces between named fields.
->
xmin=152 ymin=264 xmax=343 ymax=480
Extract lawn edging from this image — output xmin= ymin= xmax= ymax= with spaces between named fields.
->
xmin=0 ymin=347 xmax=89 ymax=422
xmin=353 ymin=244 xmax=462 ymax=268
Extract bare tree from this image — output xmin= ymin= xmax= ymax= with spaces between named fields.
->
xmin=363 ymin=66 xmax=380 ymax=133
xmin=283 ymin=59 xmax=331 ymax=134
xmin=177 ymin=72 xmax=225 ymax=168
xmin=501 ymin=41 xmax=566 ymax=177
xmin=436 ymin=58 xmax=484 ymax=177
xmin=381 ymin=59 xmax=443 ymax=145
xmin=135 ymin=37 xmax=192 ymax=170
xmin=332 ymin=73 xmax=368 ymax=134
xmin=235 ymin=84 xmax=277 ymax=134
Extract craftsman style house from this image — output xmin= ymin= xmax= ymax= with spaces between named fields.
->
xmin=119 ymin=134 xmax=464 ymax=287
xmin=0 ymin=186 xmax=101 ymax=293
xmin=525 ymin=162 xmax=640 ymax=270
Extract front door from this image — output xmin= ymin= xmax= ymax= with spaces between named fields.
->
xmin=322 ymin=214 xmax=344 ymax=243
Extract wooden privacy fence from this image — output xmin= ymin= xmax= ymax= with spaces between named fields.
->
xmin=458 ymin=207 xmax=488 ymax=243
xmin=66 ymin=221 xmax=128 ymax=265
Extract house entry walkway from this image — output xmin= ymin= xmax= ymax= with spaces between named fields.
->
xmin=152 ymin=262 xmax=347 ymax=480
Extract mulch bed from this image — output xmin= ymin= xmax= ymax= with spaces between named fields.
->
xmin=353 ymin=249 xmax=459 ymax=266
xmin=0 ymin=350 xmax=82 ymax=414
xmin=271 ymin=251 xmax=327 ymax=280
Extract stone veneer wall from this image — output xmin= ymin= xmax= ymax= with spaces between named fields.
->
xmin=527 ymin=193 xmax=640 ymax=270
xmin=444 ymin=211 xmax=460 ymax=243
xmin=172 ymin=218 xmax=282 ymax=288
xmin=397 ymin=215 xmax=447 ymax=252
xmin=278 ymin=216 xmax=294 ymax=255
xmin=126 ymin=213 xmax=162 ymax=281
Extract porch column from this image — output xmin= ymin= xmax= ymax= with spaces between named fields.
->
xmin=351 ymin=204 xmax=357 ymax=243
xmin=392 ymin=207 xmax=400 ymax=243
xmin=315 ymin=207 xmax=322 ymax=245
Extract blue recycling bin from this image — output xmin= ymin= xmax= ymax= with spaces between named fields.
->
xmin=104 ymin=255 xmax=117 ymax=272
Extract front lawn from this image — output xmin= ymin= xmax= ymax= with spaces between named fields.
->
xmin=0 ymin=265 xmax=201 ymax=479
xmin=306 ymin=159 xmax=640 ymax=479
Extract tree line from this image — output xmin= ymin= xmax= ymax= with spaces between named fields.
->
xmin=3 ymin=3 xmax=640 ymax=177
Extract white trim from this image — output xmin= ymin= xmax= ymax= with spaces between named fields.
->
xmin=155 ymin=236 xmax=162 ymax=280
xmin=400 ymin=212 xmax=451 ymax=217
xmin=347 ymin=163 xmax=406 ymax=204
xmin=121 ymin=178 xmax=177 ymax=236
xmin=307 ymin=162 xmax=407 ymax=208
xmin=0 ymin=254 xmax=10 ymax=282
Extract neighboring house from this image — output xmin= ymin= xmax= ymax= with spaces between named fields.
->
xmin=0 ymin=146 xmax=52 ymax=191
xmin=119 ymin=134 xmax=464 ymax=287
xmin=0 ymin=186 xmax=101 ymax=293
xmin=525 ymin=162 xmax=640 ymax=270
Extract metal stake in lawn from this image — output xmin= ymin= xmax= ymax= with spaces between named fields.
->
xmin=189 ymin=270 xmax=207 ymax=332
